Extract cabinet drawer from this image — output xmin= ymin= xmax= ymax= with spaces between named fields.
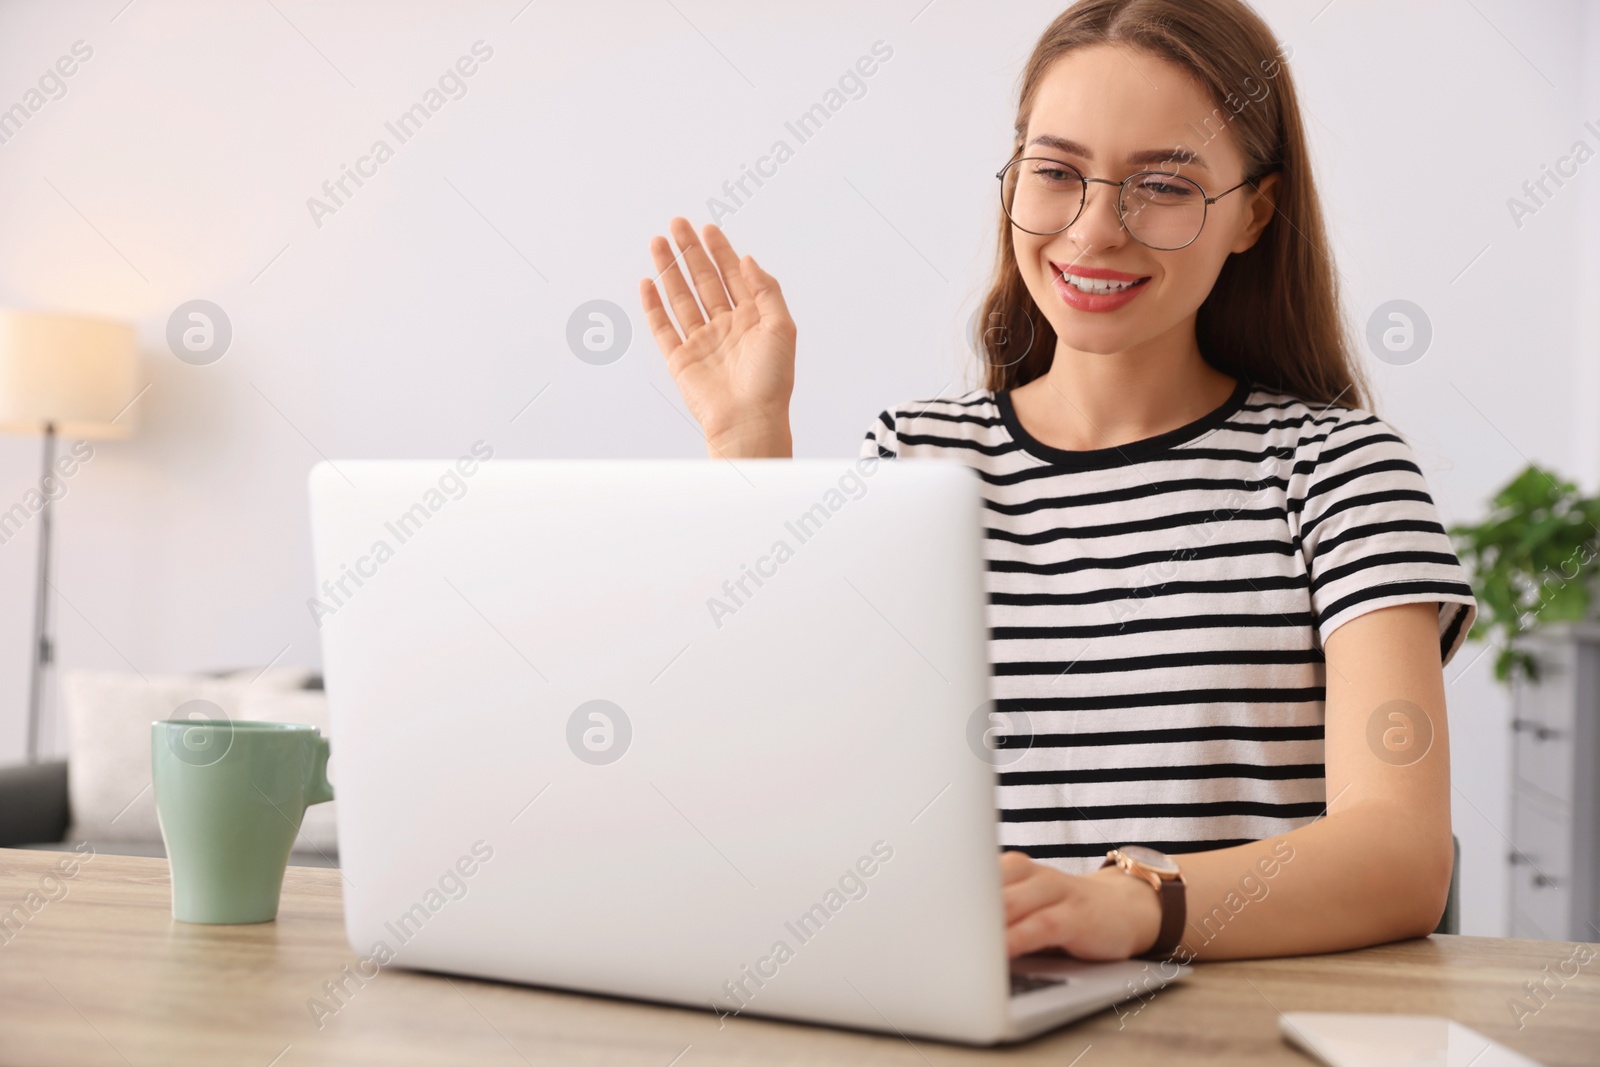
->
xmin=1509 ymin=872 xmax=1568 ymax=940
xmin=1509 ymin=632 xmax=1588 ymax=813
xmin=1509 ymin=788 xmax=1573 ymax=938
xmin=1513 ymin=726 xmax=1576 ymax=808
xmin=1509 ymin=858 xmax=1572 ymax=938
xmin=1510 ymin=639 xmax=1577 ymax=733
xmin=1510 ymin=787 xmax=1572 ymax=877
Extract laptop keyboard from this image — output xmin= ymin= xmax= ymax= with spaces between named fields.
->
xmin=1009 ymin=972 xmax=1069 ymax=996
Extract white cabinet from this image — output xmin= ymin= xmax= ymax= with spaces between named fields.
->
xmin=1507 ymin=623 xmax=1600 ymax=941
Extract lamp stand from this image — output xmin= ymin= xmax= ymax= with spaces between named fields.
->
xmin=24 ymin=422 xmax=55 ymax=764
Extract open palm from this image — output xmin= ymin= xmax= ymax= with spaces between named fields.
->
xmin=639 ymin=218 xmax=795 ymax=457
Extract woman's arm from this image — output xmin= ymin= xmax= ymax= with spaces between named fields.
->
xmin=640 ymin=217 xmax=796 ymax=459
xmin=1003 ymin=600 xmax=1455 ymax=961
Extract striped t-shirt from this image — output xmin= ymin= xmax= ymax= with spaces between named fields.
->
xmin=859 ymin=375 xmax=1479 ymax=874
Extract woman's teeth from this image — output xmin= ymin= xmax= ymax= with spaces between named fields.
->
xmin=1058 ymin=270 xmax=1145 ymax=294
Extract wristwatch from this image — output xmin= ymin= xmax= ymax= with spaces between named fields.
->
xmin=1100 ymin=845 xmax=1186 ymax=959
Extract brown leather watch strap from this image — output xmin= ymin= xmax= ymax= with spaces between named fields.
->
xmin=1142 ymin=877 xmax=1186 ymax=959
xmin=1100 ymin=854 xmax=1186 ymax=959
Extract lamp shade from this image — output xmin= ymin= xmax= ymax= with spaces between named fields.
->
xmin=0 ymin=309 xmax=139 ymax=439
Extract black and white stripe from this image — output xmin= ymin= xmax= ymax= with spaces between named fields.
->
xmin=861 ymin=377 xmax=1478 ymax=873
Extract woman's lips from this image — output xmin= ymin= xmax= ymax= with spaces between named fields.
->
xmin=1050 ymin=262 xmax=1152 ymax=312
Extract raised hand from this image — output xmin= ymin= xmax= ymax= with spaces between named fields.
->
xmin=640 ymin=218 xmax=795 ymax=458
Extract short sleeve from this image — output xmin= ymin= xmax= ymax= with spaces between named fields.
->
xmin=861 ymin=409 xmax=899 ymax=459
xmin=1295 ymin=412 xmax=1478 ymax=666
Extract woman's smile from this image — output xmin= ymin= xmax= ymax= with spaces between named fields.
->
xmin=1049 ymin=260 xmax=1153 ymax=311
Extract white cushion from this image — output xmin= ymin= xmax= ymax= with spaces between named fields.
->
xmin=61 ymin=668 xmax=337 ymax=854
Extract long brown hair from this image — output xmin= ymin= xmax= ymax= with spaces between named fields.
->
xmin=977 ymin=0 xmax=1373 ymax=413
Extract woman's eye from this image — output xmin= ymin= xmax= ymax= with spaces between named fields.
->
xmin=1136 ymin=179 xmax=1194 ymax=200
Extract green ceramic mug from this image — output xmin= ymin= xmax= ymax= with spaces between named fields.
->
xmin=151 ymin=718 xmax=334 ymax=924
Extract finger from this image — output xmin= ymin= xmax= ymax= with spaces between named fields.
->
xmin=639 ymin=277 xmax=683 ymax=360
xmin=999 ymin=851 xmax=1037 ymax=884
xmin=649 ymin=230 xmax=705 ymax=335
xmin=670 ymin=217 xmax=732 ymax=318
xmin=701 ymin=223 xmax=752 ymax=306
xmin=741 ymin=255 xmax=795 ymax=335
xmin=1001 ymin=871 xmax=1071 ymax=923
xmin=1006 ymin=905 xmax=1076 ymax=959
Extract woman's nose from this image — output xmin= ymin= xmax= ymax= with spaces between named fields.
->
xmin=1066 ymin=181 xmax=1129 ymax=253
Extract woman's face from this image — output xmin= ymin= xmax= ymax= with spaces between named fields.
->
xmin=1011 ymin=44 xmax=1279 ymax=357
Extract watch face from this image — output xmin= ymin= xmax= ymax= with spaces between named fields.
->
xmin=1120 ymin=845 xmax=1180 ymax=876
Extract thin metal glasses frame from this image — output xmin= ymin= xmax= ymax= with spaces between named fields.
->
xmin=995 ymin=150 xmax=1271 ymax=251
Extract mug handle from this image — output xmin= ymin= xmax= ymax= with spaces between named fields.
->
xmin=307 ymin=735 xmax=335 ymax=806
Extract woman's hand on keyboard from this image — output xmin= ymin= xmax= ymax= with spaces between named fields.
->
xmin=1000 ymin=851 xmax=1164 ymax=960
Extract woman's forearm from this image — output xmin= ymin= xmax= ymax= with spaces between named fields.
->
xmin=1170 ymin=801 xmax=1454 ymax=961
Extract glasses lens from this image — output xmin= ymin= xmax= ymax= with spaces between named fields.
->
xmin=1002 ymin=157 xmax=1083 ymax=235
xmin=1120 ymin=171 xmax=1206 ymax=250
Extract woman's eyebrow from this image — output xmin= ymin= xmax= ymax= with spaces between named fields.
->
xmin=1026 ymin=134 xmax=1209 ymax=170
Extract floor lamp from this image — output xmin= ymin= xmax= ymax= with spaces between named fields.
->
xmin=0 ymin=310 xmax=139 ymax=763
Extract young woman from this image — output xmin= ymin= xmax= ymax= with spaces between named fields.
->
xmin=638 ymin=0 xmax=1478 ymax=965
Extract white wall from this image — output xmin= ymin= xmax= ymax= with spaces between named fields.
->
xmin=0 ymin=0 xmax=1593 ymax=938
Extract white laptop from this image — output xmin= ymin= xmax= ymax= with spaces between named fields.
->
xmin=307 ymin=456 xmax=1184 ymax=1045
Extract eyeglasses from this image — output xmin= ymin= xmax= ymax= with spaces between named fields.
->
xmin=996 ymin=151 xmax=1270 ymax=251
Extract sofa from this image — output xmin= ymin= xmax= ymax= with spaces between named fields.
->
xmin=0 ymin=667 xmax=337 ymax=867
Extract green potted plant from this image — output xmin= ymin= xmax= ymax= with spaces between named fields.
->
xmin=1447 ymin=464 xmax=1600 ymax=684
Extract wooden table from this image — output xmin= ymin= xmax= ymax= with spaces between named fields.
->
xmin=1 ymin=848 xmax=1596 ymax=1066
